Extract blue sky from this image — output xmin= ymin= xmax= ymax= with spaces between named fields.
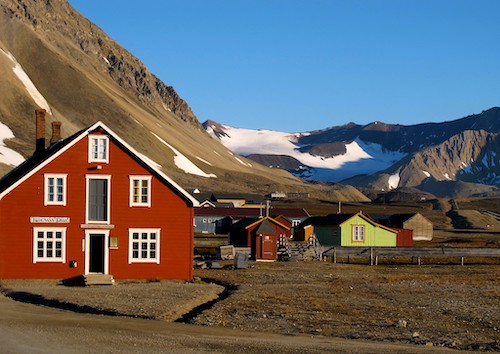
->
xmin=68 ymin=0 xmax=499 ymax=132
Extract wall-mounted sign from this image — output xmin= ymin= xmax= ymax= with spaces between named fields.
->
xmin=30 ymin=216 xmax=70 ymax=223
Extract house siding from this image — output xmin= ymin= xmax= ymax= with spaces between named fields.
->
xmin=404 ymin=214 xmax=433 ymax=241
xmin=315 ymin=225 xmax=341 ymax=246
xmin=341 ymin=215 xmax=396 ymax=247
xmin=0 ymin=131 xmax=193 ymax=280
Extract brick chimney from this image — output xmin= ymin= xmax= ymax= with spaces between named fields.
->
xmin=50 ymin=121 xmax=62 ymax=145
xmin=35 ymin=108 xmax=46 ymax=155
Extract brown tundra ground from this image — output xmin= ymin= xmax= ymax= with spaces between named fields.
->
xmin=1 ymin=261 xmax=499 ymax=352
xmin=193 ymin=261 xmax=500 ymax=352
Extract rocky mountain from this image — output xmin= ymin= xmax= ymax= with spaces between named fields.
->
xmin=0 ymin=0 xmax=369 ymax=202
xmin=204 ymin=108 xmax=500 ymax=198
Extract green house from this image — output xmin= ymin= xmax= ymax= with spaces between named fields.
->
xmin=297 ymin=212 xmax=397 ymax=247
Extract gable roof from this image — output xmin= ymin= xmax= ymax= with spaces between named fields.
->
xmin=255 ymin=219 xmax=280 ymax=234
xmin=245 ymin=216 xmax=290 ymax=231
xmin=299 ymin=213 xmax=397 ymax=233
xmin=387 ymin=213 xmax=428 ymax=226
xmin=298 ymin=213 xmax=356 ymax=227
xmin=0 ymin=121 xmax=199 ymax=207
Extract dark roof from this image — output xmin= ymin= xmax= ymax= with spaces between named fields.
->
xmin=298 ymin=213 xmax=357 ymax=228
xmin=367 ymin=214 xmax=392 ymax=225
xmin=387 ymin=213 xmax=419 ymax=226
xmin=195 ymin=207 xmax=310 ymax=218
xmin=298 ymin=213 xmax=399 ymax=233
xmin=231 ymin=216 xmax=290 ymax=233
xmin=191 ymin=192 xmax=265 ymax=204
xmin=0 ymin=127 xmax=84 ymax=195
xmin=255 ymin=219 xmax=279 ymax=234
xmin=230 ymin=217 xmax=258 ymax=230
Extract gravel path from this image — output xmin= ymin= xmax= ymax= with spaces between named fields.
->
xmin=0 ymin=262 xmax=498 ymax=352
xmin=0 ymin=279 xmax=224 ymax=321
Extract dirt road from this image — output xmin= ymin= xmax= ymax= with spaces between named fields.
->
xmin=0 ymin=283 xmax=481 ymax=353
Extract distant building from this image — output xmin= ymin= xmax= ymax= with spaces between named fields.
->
xmin=229 ymin=216 xmax=290 ymax=261
xmin=391 ymin=214 xmax=433 ymax=241
xmin=371 ymin=213 xmax=433 ymax=241
xmin=194 ymin=207 xmax=309 ymax=236
xmin=295 ymin=212 xmax=398 ymax=247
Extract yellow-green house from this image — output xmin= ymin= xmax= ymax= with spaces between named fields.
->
xmin=299 ymin=212 xmax=397 ymax=247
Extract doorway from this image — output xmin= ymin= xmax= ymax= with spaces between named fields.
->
xmin=89 ymin=234 xmax=105 ymax=273
xmin=261 ymin=234 xmax=277 ymax=260
xmin=85 ymin=230 xmax=109 ymax=274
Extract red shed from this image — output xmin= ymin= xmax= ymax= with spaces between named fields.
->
xmin=230 ymin=216 xmax=290 ymax=261
xmin=0 ymin=110 xmax=199 ymax=281
xmin=395 ymin=228 xmax=414 ymax=247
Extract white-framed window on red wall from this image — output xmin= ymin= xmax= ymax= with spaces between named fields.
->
xmin=128 ymin=228 xmax=160 ymax=264
xmin=129 ymin=175 xmax=152 ymax=207
xmin=85 ymin=175 xmax=111 ymax=224
xmin=33 ymin=227 xmax=66 ymax=263
xmin=88 ymin=135 xmax=109 ymax=163
xmin=44 ymin=174 xmax=67 ymax=206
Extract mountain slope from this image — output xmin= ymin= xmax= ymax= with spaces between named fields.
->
xmin=344 ymin=130 xmax=499 ymax=193
xmin=0 ymin=0 xmax=369 ymax=201
xmin=204 ymin=108 xmax=500 ymax=197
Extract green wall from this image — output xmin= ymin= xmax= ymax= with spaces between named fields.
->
xmin=315 ymin=225 xmax=341 ymax=246
xmin=313 ymin=215 xmax=397 ymax=247
xmin=340 ymin=215 xmax=396 ymax=247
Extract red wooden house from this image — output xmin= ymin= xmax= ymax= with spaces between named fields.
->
xmin=230 ymin=216 xmax=290 ymax=261
xmin=0 ymin=110 xmax=199 ymax=281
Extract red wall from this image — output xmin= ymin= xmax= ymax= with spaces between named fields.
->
xmin=273 ymin=216 xmax=292 ymax=237
xmin=0 ymin=132 xmax=194 ymax=280
xmin=395 ymin=228 xmax=413 ymax=247
xmin=246 ymin=219 xmax=287 ymax=260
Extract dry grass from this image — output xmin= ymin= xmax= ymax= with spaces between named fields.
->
xmin=194 ymin=261 xmax=500 ymax=351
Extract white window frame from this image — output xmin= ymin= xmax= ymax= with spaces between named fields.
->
xmin=88 ymin=135 xmax=109 ymax=163
xmin=129 ymin=175 xmax=152 ymax=207
xmin=33 ymin=227 xmax=66 ymax=263
xmin=85 ymin=175 xmax=111 ymax=224
xmin=44 ymin=174 xmax=67 ymax=206
xmin=352 ymin=225 xmax=365 ymax=242
xmin=128 ymin=228 xmax=160 ymax=264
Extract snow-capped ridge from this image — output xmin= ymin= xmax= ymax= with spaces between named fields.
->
xmin=207 ymin=122 xmax=406 ymax=182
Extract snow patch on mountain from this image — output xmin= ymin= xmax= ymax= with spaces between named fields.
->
xmin=388 ymin=170 xmax=401 ymax=190
xmin=195 ymin=156 xmax=212 ymax=166
xmin=151 ymin=132 xmax=217 ymax=178
xmin=234 ymin=156 xmax=252 ymax=167
xmin=0 ymin=49 xmax=52 ymax=115
xmin=0 ymin=122 xmax=25 ymax=167
xmin=216 ymin=124 xmax=406 ymax=182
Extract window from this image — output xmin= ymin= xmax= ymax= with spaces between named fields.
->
xmin=33 ymin=227 xmax=66 ymax=263
xmin=129 ymin=176 xmax=152 ymax=207
xmin=128 ymin=228 xmax=160 ymax=264
xmin=44 ymin=174 xmax=67 ymax=206
xmin=352 ymin=225 xmax=365 ymax=242
xmin=86 ymin=175 xmax=111 ymax=223
xmin=88 ymin=135 xmax=109 ymax=163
